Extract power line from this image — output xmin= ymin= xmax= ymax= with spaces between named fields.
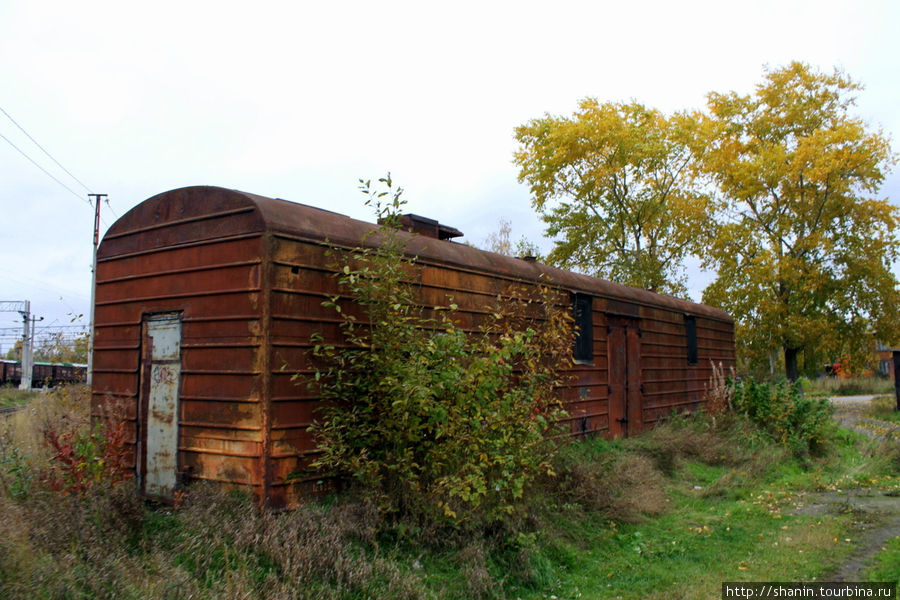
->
xmin=0 ymin=269 xmax=91 ymax=304
xmin=0 ymin=105 xmax=93 ymax=194
xmin=0 ymin=130 xmax=90 ymax=205
xmin=0 ymin=105 xmax=109 ymax=225
xmin=0 ymin=325 xmax=87 ymax=335
xmin=105 ymin=196 xmax=119 ymax=220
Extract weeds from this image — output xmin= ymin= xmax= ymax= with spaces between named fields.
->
xmin=0 ymin=437 xmax=33 ymax=499
xmin=0 ymin=359 xmax=886 ymax=598
xmin=0 ymin=387 xmax=36 ymax=409
xmin=732 ymin=378 xmax=836 ymax=456
xmin=0 ymin=384 xmax=129 ymax=498
xmin=0 ymin=378 xmax=892 ymax=599
xmin=553 ymin=448 xmax=668 ymax=522
xmin=42 ymin=413 xmax=129 ymax=495
xmin=308 ymin=175 xmax=574 ymax=527
xmin=802 ymin=376 xmax=895 ymax=398
xmin=703 ymin=361 xmax=734 ymax=418
xmin=865 ymin=394 xmax=900 ymax=425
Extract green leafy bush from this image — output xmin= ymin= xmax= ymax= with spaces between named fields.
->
xmin=308 ymin=175 xmax=574 ymax=526
xmin=731 ymin=378 xmax=835 ymax=455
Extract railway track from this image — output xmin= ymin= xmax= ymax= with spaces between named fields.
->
xmin=0 ymin=404 xmax=27 ymax=417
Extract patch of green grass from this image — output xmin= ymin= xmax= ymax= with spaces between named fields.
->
xmin=0 ymin=387 xmax=35 ymax=409
xmin=497 ymin=434 xmax=860 ymax=598
xmin=512 ymin=483 xmax=856 ymax=600
xmin=502 ymin=418 xmax=888 ymax=600
xmin=865 ymin=535 xmax=900 ymax=583
xmin=867 ymin=395 xmax=900 ymax=425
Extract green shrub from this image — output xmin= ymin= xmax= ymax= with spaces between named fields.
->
xmin=731 ymin=378 xmax=835 ymax=455
xmin=0 ymin=441 xmax=34 ymax=499
xmin=307 ymin=175 xmax=574 ymax=526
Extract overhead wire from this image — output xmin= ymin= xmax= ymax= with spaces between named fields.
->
xmin=105 ymin=197 xmax=119 ymax=220
xmin=0 ymin=107 xmax=119 ymax=328
xmin=0 ymin=105 xmax=94 ymax=194
xmin=0 ymin=131 xmax=90 ymax=205
xmin=0 ymin=104 xmax=114 ymax=225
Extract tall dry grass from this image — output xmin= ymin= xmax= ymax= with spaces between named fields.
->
xmin=0 ymin=386 xmax=430 ymax=599
xmin=0 ymin=373 xmax=852 ymax=599
xmin=803 ymin=375 xmax=894 ymax=397
xmin=1 ymin=386 xmax=88 ymax=466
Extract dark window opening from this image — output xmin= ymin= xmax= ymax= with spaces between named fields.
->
xmin=685 ymin=315 xmax=698 ymax=365
xmin=573 ymin=293 xmax=593 ymax=363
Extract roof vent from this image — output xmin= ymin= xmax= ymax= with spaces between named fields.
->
xmin=380 ymin=214 xmax=463 ymax=240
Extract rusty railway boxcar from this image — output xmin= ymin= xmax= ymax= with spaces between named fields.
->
xmin=91 ymin=186 xmax=735 ymax=507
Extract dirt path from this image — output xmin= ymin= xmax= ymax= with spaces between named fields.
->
xmin=793 ymin=487 xmax=900 ymax=581
xmin=800 ymin=396 xmax=900 ymax=581
xmin=830 ymin=395 xmax=900 ymax=439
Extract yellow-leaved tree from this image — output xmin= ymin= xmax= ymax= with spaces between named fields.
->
xmin=698 ymin=62 xmax=900 ymax=379
xmin=513 ymin=100 xmax=712 ymax=297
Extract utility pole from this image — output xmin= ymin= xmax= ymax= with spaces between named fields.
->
xmin=19 ymin=300 xmax=31 ymax=389
xmin=87 ymin=194 xmax=106 ymax=388
xmin=22 ymin=312 xmax=44 ymax=389
xmin=1 ymin=300 xmax=34 ymax=388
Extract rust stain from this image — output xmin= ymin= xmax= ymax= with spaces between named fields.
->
xmin=151 ymin=408 xmax=173 ymax=424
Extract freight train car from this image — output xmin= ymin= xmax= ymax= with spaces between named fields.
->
xmin=91 ymin=186 xmax=735 ymax=507
xmin=0 ymin=359 xmax=20 ymax=385
xmin=1 ymin=359 xmax=86 ymax=387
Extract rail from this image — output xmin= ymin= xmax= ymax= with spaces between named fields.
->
xmin=0 ymin=404 xmax=27 ymax=417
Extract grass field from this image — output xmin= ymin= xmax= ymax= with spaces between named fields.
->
xmin=803 ymin=376 xmax=896 ymax=398
xmin=0 ymin=387 xmax=36 ymax=410
xmin=866 ymin=395 xmax=900 ymax=426
xmin=866 ymin=536 xmax=900 ymax=583
xmin=1 ymin=386 xmax=898 ymax=599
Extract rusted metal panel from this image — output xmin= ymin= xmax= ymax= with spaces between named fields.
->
xmin=93 ymin=185 xmax=736 ymax=508
xmin=100 ymin=238 xmax=263 ymax=281
xmin=606 ymin=315 xmax=643 ymax=438
xmin=98 ymin=264 xmax=261 ymax=306
xmin=607 ymin=319 xmax=628 ymax=438
xmin=180 ymin=451 xmax=258 ymax=486
xmin=93 ymin=188 xmax=270 ymax=504
xmin=393 ymin=214 xmax=463 ymax=240
xmin=97 ymin=187 xmax=265 ymax=260
xmin=605 ymin=298 xmax=641 ymax=318
xmin=624 ymin=320 xmax=643 ymax=435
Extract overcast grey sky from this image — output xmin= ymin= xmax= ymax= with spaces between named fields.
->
xmin=2 ymin=0 xmax=899 ymax=350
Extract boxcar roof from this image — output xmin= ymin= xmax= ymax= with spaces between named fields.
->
xmin=100 ymin=185 xmax=731 ymax=323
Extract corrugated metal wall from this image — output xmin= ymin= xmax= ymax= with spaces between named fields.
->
xmin=265 ymin=232 xmax=735 ymax=506
xmin=92 ymin=186 xmax=736 ymax=508
xmin=92 ymin=188 xmax=270 ymax=499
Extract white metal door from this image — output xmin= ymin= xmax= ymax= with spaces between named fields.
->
xmin=144 ymin=314 xmax=181 ymax=499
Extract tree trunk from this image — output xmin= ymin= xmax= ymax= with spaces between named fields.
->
xmin=784 ymin=347 xmax=800 ymax=382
